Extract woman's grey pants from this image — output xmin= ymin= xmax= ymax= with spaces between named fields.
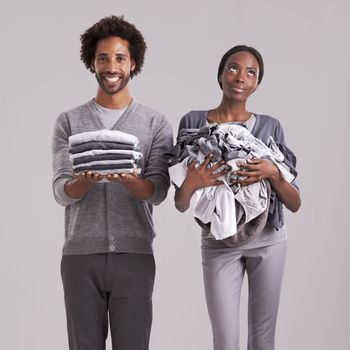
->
xmin=202 ymin=240 xmax=287 ymax=350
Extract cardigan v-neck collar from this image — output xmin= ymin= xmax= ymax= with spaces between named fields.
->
xmin=89 ymin=99 xmax=137 ymax=130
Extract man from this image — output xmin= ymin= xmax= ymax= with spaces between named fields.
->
xmin=52 ymin=15 xmax=173 ymax=350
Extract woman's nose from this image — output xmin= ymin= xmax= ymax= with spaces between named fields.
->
xmin=235 ymin=71 xmax=244 ymax=83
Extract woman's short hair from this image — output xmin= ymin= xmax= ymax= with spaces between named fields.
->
xmin=217 ymin=45 xmax=264 ymax=89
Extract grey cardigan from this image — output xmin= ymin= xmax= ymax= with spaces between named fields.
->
xmin=52 ymin=99 xmax=173 ymax=255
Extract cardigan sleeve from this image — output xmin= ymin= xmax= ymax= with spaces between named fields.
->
xmin=273 ymin=120 xmax=299 ymax=191
xmin=51 ymin=113 xmax=81 ymax=207
xmin=143 ymin=113 xmax=174 ymax=206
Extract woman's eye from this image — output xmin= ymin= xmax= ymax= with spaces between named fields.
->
xmin=247 ymin=70 xmax=256 ymax=76
xmin=229 ymin=66 xmax=238 ymax=72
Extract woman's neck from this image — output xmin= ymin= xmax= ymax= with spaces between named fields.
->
xmin=216 ymin=99 xmax=251 ymax=123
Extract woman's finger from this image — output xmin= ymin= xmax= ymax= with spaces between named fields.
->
xmin=234 ymin=170 xmax=260 ymax=177
xmin=200 ymin=154 xmax=213 ymax=168
xmin=211 ymin=180 xmax=224 ymax=186
xmin=237 ymin=163 xmax=258 ymax=171
xmin=207 ymin=160 xmax=225 ymax=173
xmin=211 ymin=168 xmax=229 ymax=179
xmin=187 ymin=159 xmax=197 ymax=170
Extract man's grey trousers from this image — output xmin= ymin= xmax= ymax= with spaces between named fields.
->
xmin=61 ymin=253 xmax=155 ymax=350
xmin=202 ymin=240 xmax=287 ymax=350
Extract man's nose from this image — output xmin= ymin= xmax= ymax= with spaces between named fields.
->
xmin=106 ymin=59 xmax=119 ymax=71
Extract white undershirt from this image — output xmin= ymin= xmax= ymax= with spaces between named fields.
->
xmin=93 ymin=100 xmax=127 ymax=129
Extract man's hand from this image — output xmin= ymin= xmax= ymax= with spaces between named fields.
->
xmin=64 ymin=171 xmax=103 ymax=199
xmin=106 ymin=170 xmax=155 ymax=201
xmin=76 ymin=171 xmax=104 ymax=183
xmin=105 ymin=170 xmax=138 ymax=184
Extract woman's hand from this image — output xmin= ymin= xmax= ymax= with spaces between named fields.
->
xmin=233 ymin=158 xmax=279 ymax=186
xmin=174 ymin=154 xmax=227 ymax=212
xmin=233 ymin=158 xmax=301 ymax=212
xmin=184 ymin=154 xmax=227 ymax=191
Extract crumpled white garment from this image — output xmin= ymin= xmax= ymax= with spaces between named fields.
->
xmin=169 ymin=157 xmax=237 ymax=240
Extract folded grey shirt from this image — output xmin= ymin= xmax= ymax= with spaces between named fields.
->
xmin=70 ymin=141 xmax=135 ymax=154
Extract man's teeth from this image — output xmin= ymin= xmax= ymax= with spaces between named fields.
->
xmin=104 ymin=76 xmax=120 ymax=82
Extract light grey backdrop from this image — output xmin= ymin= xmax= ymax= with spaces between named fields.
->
xmin=1 ymin=0 xmax=349 ymax=349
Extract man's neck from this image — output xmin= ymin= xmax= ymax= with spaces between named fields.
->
xmin=95 ymin=87 xmax=133 ymax=109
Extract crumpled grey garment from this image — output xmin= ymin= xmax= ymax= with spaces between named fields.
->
xmin=224 ymin=180 xmax=271 ymax=247
xmin=197 ymin=181 xmax=271 ymax=248
xmin=198 ymin=135 xmax=222 ymax=161
xmin=167 ymin=128 xmax=201 ymax=166
xmin=169 ymin=124 xmax=294 ymax=183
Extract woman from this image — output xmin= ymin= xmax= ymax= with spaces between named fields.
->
xmin=174 ymin=45 xmax=301 ymax=350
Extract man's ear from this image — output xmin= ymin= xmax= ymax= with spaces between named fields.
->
xmin=131 ymin=59 xmax=136 ymax=72
xmin=90 ymin=58 xmax=95 ymax=73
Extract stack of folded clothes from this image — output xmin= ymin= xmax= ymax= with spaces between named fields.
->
xmin=168 ymin=123 xmax=297 ymax=246
xmin=69 ymin=129 xmax=142 ymax=176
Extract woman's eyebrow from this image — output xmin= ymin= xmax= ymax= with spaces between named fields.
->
xmin=227 ymin=61 xmax=257 ymax=70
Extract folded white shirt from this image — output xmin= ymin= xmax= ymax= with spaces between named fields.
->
xmin=69 ymin=129 xmax=139 ymax=147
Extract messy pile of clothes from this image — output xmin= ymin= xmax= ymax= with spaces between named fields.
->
xmin=169 ymin=123 xmax=297 ymax=247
